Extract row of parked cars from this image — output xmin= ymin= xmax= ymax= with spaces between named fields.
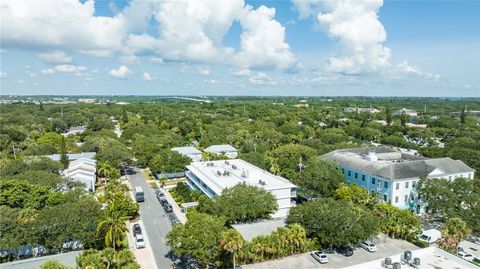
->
xmin=311 ymin=240 xmax=378 ymax=264
xmin=0 ymin=240 xmax=84 ymax=261
xmin=132 ymin=224 xmax=145 ymax=249
xmin=155 ymin=189 xmax=173 ymax=213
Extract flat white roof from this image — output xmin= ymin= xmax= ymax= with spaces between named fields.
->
xmin=343 ymin=246 xmax=477 ymax=269
xmin=187 ymin=159 xmax=296 ymax=195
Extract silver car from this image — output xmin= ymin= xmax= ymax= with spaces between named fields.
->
xmin=311 ymin=251 xmax=328 ymax=264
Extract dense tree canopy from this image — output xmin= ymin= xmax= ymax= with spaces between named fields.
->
xmin=418 ymin=177 xmax=480 ymax=232
xmin=198 ymin=184 xmax=278 ymax=224
xmin=287 ymin=198 xmax=380 ymax=248
xmin=167 ymin=212 xmax=226 ymax=267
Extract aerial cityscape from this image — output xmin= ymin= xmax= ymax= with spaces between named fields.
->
xmin=0 ymin=1 xmax=479 ymax=269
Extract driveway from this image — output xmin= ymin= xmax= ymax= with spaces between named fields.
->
xmin=243 ymin=237 xmax=419 ymax=269
xmin=128 ymin=167 xmax=176 ymax=269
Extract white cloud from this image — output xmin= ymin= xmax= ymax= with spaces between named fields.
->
xmin=237 ymin=5 xmax=296 ymax=69
xmin=198 ymin=67 xmax=211 ymax=76
xmin=143 ymin=72 xmax=152 ymax=81
xmin=150 ymin=57 xmax=164 ymax=64
xmin=0 ymin=70 xmax=6 ymax=78
xmin=398 ymin=61 xmax=422 ymax=75
xmin=248 ymin=72 xmax=279 ymax=85
xmin=27 ymin=72 xmax=37 ymax=78
xmin=231 ymin=68 xmax=252 ymax=77
xmin=1 ymin=0 xmax=296 ymax=70
xmin=37 ymin=51 xmax=72 ymax=64
xmin=41 ymin=68 xmax=56 ymax=75
xmin=1 ymin=0 xmax=126 ymax=55
xmin=109 ymin=65 xmax=131 ymax=79
xmin=54 ymin=64 xmax=87 ymax=73
xmin=293 ymin=0 xmax=390 ymax=74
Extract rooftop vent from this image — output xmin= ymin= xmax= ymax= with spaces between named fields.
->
xmin=258 ymin=180 xmax=266 ymax=186
xmin=241 ymin=170 xmax=248 ymax=178
xmin=365 ymin=152 xmax=378 ymax=162
xmin=223 ymin=171 xmax=230 ymax=176
xmin=232 ymin=165 xmax=237 ymax=169
xmin=225 ymin=161 xmax=230 ymax=165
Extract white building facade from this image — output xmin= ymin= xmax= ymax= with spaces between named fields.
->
xmin=185 ymin=159 xmax=297 ymax=218
xmin=323 ymin=146 xmax=475 ymax=213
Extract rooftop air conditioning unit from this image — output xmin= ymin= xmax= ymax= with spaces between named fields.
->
xmin=216 ymin=171 xmax=222 ymax=176
xmin=232 ymin=165 xmax=237 ymax=169
xmin=225 ymin=161 xmax=229 ymax=165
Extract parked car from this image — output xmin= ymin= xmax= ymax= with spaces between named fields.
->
xmin=164 ymin=204 xmax=173 ymax=212
xmin=135 ymin=235 xmax=145 ymax=249
xmin=171 ymin=218 xmax=180 ymax=225
xmin=33 ymin=245 xmax=47 ymax=257
xmin=311 ymin=251 xmax=328 ymax=264
xmin=360 ymin=240 xmax=377 ymax=252
xmin=418 ymin=229 xmax=441 ymax=244
xmin=458 ymin=251 xmax=475 ymax=261
xmin=61 ymin=240 xmax=83 ymax=252
xmin=336 ymin=245 xmax=354 ymax=256
xmin=132 ymin=224 xmax=142 ymax=237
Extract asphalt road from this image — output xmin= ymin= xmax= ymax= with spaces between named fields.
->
xmin=128 ymin=168 xmax=175 ymax=269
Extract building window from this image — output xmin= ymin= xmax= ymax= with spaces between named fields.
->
xmin=383 ymin=194 xmax=387 ymax=202
xmin=395 ymin=196 xmax=399 ymax=203
xmin=355 ymin=172 xmax=358 ymax=179
xmin=384 ymin=181 xmax=388 ymax=188
xmin=362 ymin=174 xmax=366 ymax=181
xmin=405 ymin=181 xmax=409 ymax=188
xmin=396 ymin=183 xmax=399 ymax=190
xmin=372 ymin=178 xmax=375 ymax=184
xmin=412 ymin=181 xmax=416 ymax=187
xmin=348 ymin=170 xmax=351 ymax=176
xmin=404 ymin=195 xmax=408 ymax=202
xmin=468 ymin=173 xmax=471 ymax=179
xmin=449 ymin=176 xmax=452 ymax=180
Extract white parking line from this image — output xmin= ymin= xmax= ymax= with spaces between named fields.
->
xmin=160 ymin=237 xmax=165 ymax=244
xmin=154 ymin=219 xmax=157 ymax=225
xmin=148 ymin=205 xmax=151 ymax=210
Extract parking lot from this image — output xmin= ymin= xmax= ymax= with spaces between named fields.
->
xmin=243 ymin=237 xmax=419 ymax=269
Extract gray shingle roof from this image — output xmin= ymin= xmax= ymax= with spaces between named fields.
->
xmin=171 ymin=147 xmax=202 ymax=155
xmin=323 ymin=146 xmax=474 ymax=180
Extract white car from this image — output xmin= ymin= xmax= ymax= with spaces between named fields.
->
xmin=135 ymin=234 xmax=145 ymax=249
xmin=360 ymin=240 xmax=378 ymax=252
xmin=311 ymin=251 xmax=328 ymax=264
xmin=458 ymin=251 xmax=475 ymax=261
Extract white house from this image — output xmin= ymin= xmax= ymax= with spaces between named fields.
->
xmin=171 ymin=147 xmax=202 ymax=162
xmin=204 ymin=144 xmax=238 ymax=159
xmin=61 ymin=126 xmax=86 ymax=137
xmin=64 ymin=158 xmax=97 ymax=192
xmin=185 ymin=159 xmax=297 ymax=218
xmin=323 ymin=146 xmax=475 ymax=213
xmin=394 ymin=108 xmax=418 ymax=117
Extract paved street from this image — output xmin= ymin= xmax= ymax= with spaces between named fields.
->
xmin=128 ymin=167 xmax=175 ymax=269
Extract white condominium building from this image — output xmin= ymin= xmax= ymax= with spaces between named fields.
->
xmin=186 ymin=159 xmax=297 ymax=218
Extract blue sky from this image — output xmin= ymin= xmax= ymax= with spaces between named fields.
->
xmin=0 ymin=0 xmax=479 ymax=96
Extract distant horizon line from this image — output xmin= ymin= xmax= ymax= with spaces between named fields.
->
xmin=1 ymin=95 xmax=479 ymax=99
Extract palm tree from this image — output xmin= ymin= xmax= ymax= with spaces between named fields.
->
xmin=438 ymin=217 xmax=471 ymax=252
xmin=98 ymin=161 xmax=113 ymax=182
xmin=97 ymin=207 xmax=129 ymax=251
xmin=219 ymin=229 xmax=245 ymax=269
